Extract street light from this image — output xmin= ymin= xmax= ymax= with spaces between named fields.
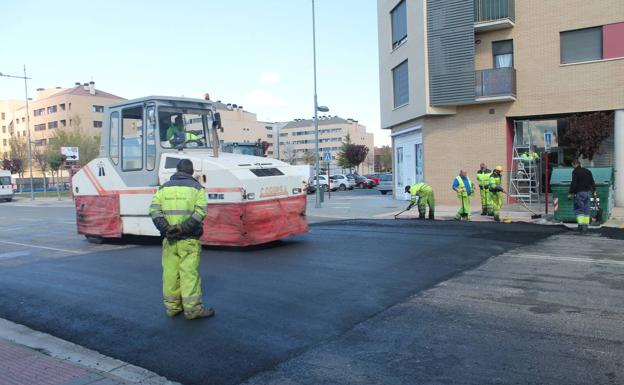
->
xmin=312 ymin=0 xmax=329 ymax=208
xmin=0 ymin=66 xmax=35 ymax=200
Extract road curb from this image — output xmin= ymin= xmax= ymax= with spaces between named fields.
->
xmin=0 ymin=317 xmax=180 ymax=385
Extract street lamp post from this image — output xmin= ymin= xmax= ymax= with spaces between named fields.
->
xmin=312 ymin=0 xmax=329 ymax=208
xmin=0 ymin=65 xmax=35 ymax=200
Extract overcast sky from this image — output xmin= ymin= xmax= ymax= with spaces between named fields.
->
xmin=0 ymin=0 xmax=389 ymax=146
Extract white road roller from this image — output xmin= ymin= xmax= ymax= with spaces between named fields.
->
xmin=72 ymin=96 xmax=308 ymax=246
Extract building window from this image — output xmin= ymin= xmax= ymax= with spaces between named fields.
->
xmin=560 ymin=27 xmax=602 ymax=64
xmin=392 ymin=60 xmax=409 ymax=108
xmin=493 ymin=40 xmax=513 ymax=68
xmin=391 ymin=0 xmax=407 ymax=49
xmin=34 ymin=124 xmax=46 ymax=131
xmin=47 ymin=105 xmax=57 ymax=114
xmin=1 ymin=126 xmax=5 ymax=133
xmin=34 ymin=139 xmax=47 ymax=146
xmin=15 ymin=119 xmax=19 ymax=125
xmin=60 ymin=120 xmax=66 ymax=127
xmin=267 ymin=134 xmax=273 ymax=138
xmin=48 ymin=121 xmax=58 ymax=129
xmin=1 ymin=112 xmax=4 ymax=120
xmin=21 ymin=117 xmax=25 ymax=122
xmin=2 ymin=139 xmax=6 ymax=146
xmin=92 ymin=105 xmax=104 ymax=113
xmin=34 ymin=108 xmax=45 ymax=116
xmin=93 ymin=120 xmax=103 ymax=128
xmin=59 ymin=103 xmax=66 ymax=111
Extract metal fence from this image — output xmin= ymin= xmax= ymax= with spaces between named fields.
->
xmin=474 ymin=0 xmax=515 ymax=23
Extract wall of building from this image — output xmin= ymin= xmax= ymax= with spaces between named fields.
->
xmin=423 ymin=104 xmax=510 ymax=204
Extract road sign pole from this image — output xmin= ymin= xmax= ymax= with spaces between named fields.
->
xmin=327 ymin=162 xmax=330 ymax=200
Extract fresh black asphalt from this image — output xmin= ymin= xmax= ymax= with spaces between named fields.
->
xmin=0 ymin=220 xmax=563 ymax=385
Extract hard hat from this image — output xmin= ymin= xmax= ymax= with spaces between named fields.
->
xmin=495 ymin=166 xmax=503 ymax=172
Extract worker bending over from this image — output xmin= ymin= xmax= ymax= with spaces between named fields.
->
xmin=488 ymin=166 xmax=504 ymax=222
xmin=404 ymin=182 xmax=435 ymax=220
xmin=452 ymin=170 xmax=474 ymax=221
xmin=476 ymin=163 xmax=492 ymax=216
xmin=149 ymin=159 xmax=214 ymax=320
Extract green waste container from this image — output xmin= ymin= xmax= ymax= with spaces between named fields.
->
xmin=550 ymin=167 xmax=614 ymax=223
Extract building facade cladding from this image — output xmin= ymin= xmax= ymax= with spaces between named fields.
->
xmin=277 ymin=116 xmax=375 ymax=173
xmin=213 ymin=104 xmax=274 ymax=154
xmin=378 ymin=0 xmax=624 ymax=204
xmin=0 ymin=84 xmax=124 ymax=159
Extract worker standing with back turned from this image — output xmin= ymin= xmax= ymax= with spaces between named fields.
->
xmin=568 ymin=159 xmax=595 ymax=234
xmin=476 ymin=163 xmax=492 ymax=216
xmin=452 ymin=170 xmax=474 ymax=221
xmin=404 ymin=182 xmax=435 ymax=220
xmin=149 ymin=159 xmax=215 ymax=320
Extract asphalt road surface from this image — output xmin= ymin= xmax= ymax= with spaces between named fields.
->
xmin=0 ymin=201 xmax=622 ymax=384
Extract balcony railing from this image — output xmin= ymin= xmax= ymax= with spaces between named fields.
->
xmin=474 ymin=0 xmax=515 ymax=23
xmin=475 ymin=68 xmax=516 ymax=99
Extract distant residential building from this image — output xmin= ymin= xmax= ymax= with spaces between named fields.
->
xmin=277 ymin=116 xmax=375 ymax=173
xmin=0 ymin=82 xmax=124 ymax=159
xmin=377 ymin=0 xmax=624 ymax=203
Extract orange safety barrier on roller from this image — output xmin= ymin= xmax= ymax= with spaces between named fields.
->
xmin=201 ymin=195 xmax=308 ymax=246
xmin=75 ymin=195 xmax=122 ymax=238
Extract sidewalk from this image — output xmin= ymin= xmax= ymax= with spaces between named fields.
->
xmin=0 ymin=319 xmax=177 ymax=385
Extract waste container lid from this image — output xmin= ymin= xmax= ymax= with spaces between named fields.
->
xmin=550 ymin=167 xmax=613 ymax=185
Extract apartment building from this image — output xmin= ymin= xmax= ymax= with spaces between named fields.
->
xmin=0 ymin=81 xmax=124 ymax=159
xmin=209 ymin=100 xmax=275 ymax=157
xmin=377 ymin=0 xmax=624 ymax=204
xmin=277 ymin=116 xmax=375 ymax=173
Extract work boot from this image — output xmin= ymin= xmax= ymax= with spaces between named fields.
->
xmin=166 ymin=308 xmax=182 ymax=317
xmin=429 ymin=212 xmax=435 ymax=220
xmin=419 ymin=213 xmax=426 ymax=220
xmin=185 ymin=307 xmax=215 ymax=320
xmin=494 ymin=215 xmax=501 ymax=222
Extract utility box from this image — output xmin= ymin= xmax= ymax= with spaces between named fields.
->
xmin=550 ymin=167 xmax=614 ymax=223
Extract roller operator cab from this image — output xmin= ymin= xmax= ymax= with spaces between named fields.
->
xmin=72 ymin=96 xmax=308 ymax=246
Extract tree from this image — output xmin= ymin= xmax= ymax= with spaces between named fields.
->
xmin=345 ymin=144 xmax=370 ymax=172
xmin=281 ymin=143 xmax=296 ymax=164
xmin=47 ymin=114 xmax=101 ymax=166
xmin=8 ymin=137 xmax=27 ymax=192
xmin=2 ymin=158 xmax=11 ymax=171
xmin=337 ymin=134 xmax=354 ymax=170
xmin=561 ymin=111 xmax=614 ymax=161
xmin=46 ymin=150 xmax=66 ymax=198
xmin=301 ymin=150 xmax=316 ymax=165
xmin=376 ymin=146 xmax=392 ymax=172
xmin=34 ymin=147 xmax=49 ymax=194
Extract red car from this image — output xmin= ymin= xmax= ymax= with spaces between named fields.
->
xmin=364 ymin=174 xmax=381 ymax=186
xmin=353 ymin=175 xmax=375 ymax=189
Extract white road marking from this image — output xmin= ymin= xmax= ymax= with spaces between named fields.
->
xmin=0 ymin=240 xmax=81 ymax=254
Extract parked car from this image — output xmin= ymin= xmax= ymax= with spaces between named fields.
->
xmin=330 ymin=174 xmax=355 ymax=191
xmin=375 ymin=173 xmax=393 ymax=195
xmin=0 ymin=171 xmax=14 ymax=202
xmin=310 ymin=175 xmax=340 ymax=192
xmin=364 ymin=174 xmax=381 ymax=186
xmin=353 ymin=175 xmax=375 ymax=189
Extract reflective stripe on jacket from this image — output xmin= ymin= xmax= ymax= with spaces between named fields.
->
xmin=476 ymin=169 xmax=491 ymax=188
xmin=149 ymin=172 xmax=207 ymax=239
xmin=454 ymin=176 xmax=474 ymax=198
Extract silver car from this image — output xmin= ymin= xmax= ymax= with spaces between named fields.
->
xmin=375 ymin=173 xmax=393 ymax=195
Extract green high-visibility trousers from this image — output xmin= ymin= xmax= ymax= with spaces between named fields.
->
xmin=489 ymin=191 xmax=503 ymax=220
xmin=479 ymin=187 xmax=489 ymax=213
xmin=455 ymin=193 xmax=471 ymax=220
xmin=162 ymin=238 xmax=204 ymax=318
xmin=416 ymin=190 xmax=435 ymax=218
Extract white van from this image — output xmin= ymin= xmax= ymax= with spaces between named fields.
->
xmin=0 ymin=171 xmax=14 ymax=202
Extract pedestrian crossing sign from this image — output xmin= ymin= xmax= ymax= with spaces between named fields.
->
xmin=323 ymin=152 xmax=331 ymax=162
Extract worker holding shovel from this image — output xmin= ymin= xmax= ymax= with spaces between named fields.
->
xmin=488 ymin=166 xmax=505 ymax=222
xmin=453 ymin=170 xmax=474 ymax=221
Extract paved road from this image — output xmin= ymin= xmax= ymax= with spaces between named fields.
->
xmin=0 ymin=200 xmax=622 ymax=384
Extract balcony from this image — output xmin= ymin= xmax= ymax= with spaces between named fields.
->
xmin=474 ymin=0 xmax=515 ymax=32
xmin=475 ymin=68 xmax=516 ymax=102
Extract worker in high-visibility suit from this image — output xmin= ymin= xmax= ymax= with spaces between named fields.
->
xmin=404 ymin=182 xmax=435 ymax=220
xmin=452 ymin=170 xmax=474 ymax=220
xmin=149 ymin=159 xmax=214 ymax=320
xmin=488 ymin=166 xmax=505 ymax=222
xmin=476 ymin=163 xmax=492 ymax=216
xmin=166 ymin=115 xmax=200 ymax=147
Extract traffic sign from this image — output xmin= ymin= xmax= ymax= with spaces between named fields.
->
xmin=323 ymin=152 xmax=331 ymax=162
xmin=544 ymin=132 xmax=553 ymax=153
xmin=61 ymin=146 xmax=80 ymax=160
